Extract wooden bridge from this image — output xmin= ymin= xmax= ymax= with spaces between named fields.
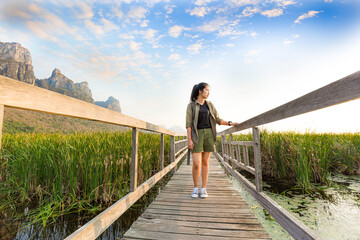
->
xmin=1 ymin=70 xmax=360 ymax=240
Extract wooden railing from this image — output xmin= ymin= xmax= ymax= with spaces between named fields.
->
xmin=0 ymin=75 xmax=187 ymax=239
xmin=215 ymin=70 xmax=360 ymax=240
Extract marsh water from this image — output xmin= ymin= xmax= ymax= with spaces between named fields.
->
xmin=2 ymin=168 xmax=360 ymax=240
xmin=231 ymin=173 xmax=360 ymax=240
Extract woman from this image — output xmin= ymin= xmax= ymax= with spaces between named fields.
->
xmin=186 ymin=83 xmax=238 ymax=198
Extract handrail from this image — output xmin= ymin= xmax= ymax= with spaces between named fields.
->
xmin=213 ymin=70 xmax=360 ymax=240
xmin=0 ymin=75 xmax=185 ymax=136
xmin=0 ymin=75 xmax=188 ymax=239
xmin=219 ymin=70 xmax=360 ymax=135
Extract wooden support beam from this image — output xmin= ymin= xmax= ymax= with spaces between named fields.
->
xmin=170 ymin=135 xmax=175 ymax=174
xmin=243 ymin=145 xmax=249 ymax=166
xmin=160 ymin=133 xmax=164 ymax=170
xmin=0 ymin=105 xmax=3 ymax=150
xmin=253 ymin=127 xmax=263 ymax=192
xmin=130 ymin=128 xmax=138 ymax=192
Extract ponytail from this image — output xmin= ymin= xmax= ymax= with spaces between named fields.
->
xmin=190 ymin=82 xmax=209 ymax=101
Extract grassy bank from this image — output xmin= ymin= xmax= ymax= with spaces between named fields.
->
xmin=0 ymin=130 xmax=170 ymax=231
xmin=217 ymin=130 xmax=360 ymax=189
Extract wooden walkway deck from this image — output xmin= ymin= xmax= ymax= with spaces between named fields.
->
xmin=123 ymin=154 xmax=271 ymax=240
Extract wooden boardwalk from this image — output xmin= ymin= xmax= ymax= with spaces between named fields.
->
xmin=123 ymin=155 xmax=271 ymax=240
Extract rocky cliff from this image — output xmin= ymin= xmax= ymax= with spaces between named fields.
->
xmin=95 ymin=96 xmax=121 ymax=113
xmin=36 ymin=69 xmax=94 ymax=103
xmin=0 ymin=42 xmax=36 ymax=84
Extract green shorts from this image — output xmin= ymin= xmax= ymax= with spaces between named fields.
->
xmin=193 ymin=128 xmax=215 ymax=153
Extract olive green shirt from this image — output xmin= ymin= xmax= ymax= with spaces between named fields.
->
xmin=186 ymin=100 xmax=222 ymax=144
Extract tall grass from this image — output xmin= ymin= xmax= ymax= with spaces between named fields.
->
xmin=0 ymin=130 xmax=170 ymax=227
xmin=217 ymin=130 xmax=360 ymax=189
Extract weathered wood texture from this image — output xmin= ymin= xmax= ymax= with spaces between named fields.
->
xmin=123 ymin=155 xmax=271 ymax=240
xmin=214 ymin=152 xmax=321 ymax=240
xmin=0 ymin=104 xmax=3 ymax=150
xmin=64 ymin=150 xmax=187 ymax=240
xmin=220 ymin=70 xmax=360 ymax=135
xmin=160 ymin=133 xmax=164 ymax=170
xmin=130 ymin=127 xmax=139 ymax=192
xmin=253 ymin=127 xmax=263 ymax=192
xmin=0 ymin=75 xmax=177 ymax=135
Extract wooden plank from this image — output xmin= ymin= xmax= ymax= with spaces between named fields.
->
xmin=0 ymin=105 xmax=3 ymax=150
xmin=141 ymin=213 xmax=261 ymax=224
xmin=214 ymin=152 xmax=321 ymax=240
xmin=160 ymin=133 xmax=164 ymax=170
xmin=0 ymin=75 xmax=175 ymax=135
xmin=123 ymin=155 xmax=271 ymax=240
xmin=130 ymin=128 xmax=138 ymax=192
xmin=135 ymin=217 xmax=265 ymax=231
xmin=220 ymin=70 xmax=360 ymax=135
xmin=64 ymin=149 xmax=187 ymax=240
xmin=252 ymin=127 xmax=263 ymax=192
xmin=224 ymin=141 xmax=255 ymax=147
xmin=126 ymin=221 xmax=270 ymax=239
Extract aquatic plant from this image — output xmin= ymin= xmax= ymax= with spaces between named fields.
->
xmin=217 ymin=130 xmax=360 ymax=189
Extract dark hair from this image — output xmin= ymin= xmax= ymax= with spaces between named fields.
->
xmin=190 ymin=82 xmax=209 ymax=101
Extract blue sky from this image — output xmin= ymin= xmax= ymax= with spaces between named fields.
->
xmin=1 ymin=0 xmax=360 ymax=133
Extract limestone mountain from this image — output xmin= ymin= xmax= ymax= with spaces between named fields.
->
xmin=0 ymin=42 xmax=36 ymax=84
xmin=36 ymin=68 xmax=94 ymax=104
xmin=95 ymin=96 xmax=121 ymax=113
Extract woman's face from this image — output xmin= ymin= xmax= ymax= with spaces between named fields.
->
xmin=200 ymin=85 xmax=210 ymax=99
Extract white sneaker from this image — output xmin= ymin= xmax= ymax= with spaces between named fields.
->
xmin=191 ymin=187 xmax=199 ymax=198
xmin=200 ymin=188 xmax=208 ymax=198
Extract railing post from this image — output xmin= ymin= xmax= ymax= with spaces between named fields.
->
xmin=130 ymin=127 xmax=138 ymax=192
xmin=229 ymin=134 xmax=234 ymax=168
xmin=170 ymin=135 xmax=175 ymax=174
xmin=160 ymin=133 xmax=164 ymax=170
xmin=221 ymin=135 xmax=225 ymax=157
xmin=0 ymin=105 xmax=4 ymax=150
xmin=253 ymin=127 xmax=263 ymax=192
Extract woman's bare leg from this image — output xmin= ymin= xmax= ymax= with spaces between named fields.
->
xmin=201 ymin=152 xmax=211 ymax=188
xmin=192 ymin=152 xmax=202 ymax=187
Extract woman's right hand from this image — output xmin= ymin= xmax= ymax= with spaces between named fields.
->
xmin=188 ymin=139 xmax=194 ymax=150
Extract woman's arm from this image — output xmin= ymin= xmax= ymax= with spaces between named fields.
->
xmin=186 ymin=127 xmax=194 ymax=150
xmin=219 ymin=120 xmax=238 ymax=127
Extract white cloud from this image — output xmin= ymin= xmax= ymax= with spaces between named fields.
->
xmin=225 ymin=43 xmax=235 ymax=47
xmin=273 ymin=0 xmax=296 ymax=7
xmin=129 ymin=41 xmax=142 ymax=51
xmin=187 ymin=43 xmax=203 ymax=54
xmin=187 ymin=6 xmax=210 ymax=17
xmin=324 ymin=0 xmax=333 ymax=2
xmin=295 ymin=10 xmax=320 ymax=24
xmin=197 ymin=17 xmax=228 ymax=33
xmin=168 ymin=25 xmax=189 ymax=38
xmin=168 ymin=53 xmax=181 ymax=60
xmin=113 ymin=8 xmax=124 ymax=20
xmin=127 ymin=6 xmax=148 ymax=21
xmin=261 ymin=9 xmax=283 ymax=17
xmin=75 ymin=2 xmax=93 ymax=19
xmin=140 ymin=20 xmax=149 ymax=27
xmin=283 ymin=34 xmax=300 ymax=45
xmin=119 ymin=33 xmax=135 ymax=39
xmin=241 ymin=6 xmax=260 ymax=17
xmin=195 ymin=0 xmax=216 ymax=6
xmin=164 ymin=4 xmax=176 ymax=14
xmin=100 ymin=18 xmax=119 ymax=32
xmin=230 ymin=0 xmax=259 ymax=7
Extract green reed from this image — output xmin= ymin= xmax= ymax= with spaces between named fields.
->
xmin=217 ymin=130 xmax=360 ymax=189
xmin=0 ymin=130 xmax=170 ymax=227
